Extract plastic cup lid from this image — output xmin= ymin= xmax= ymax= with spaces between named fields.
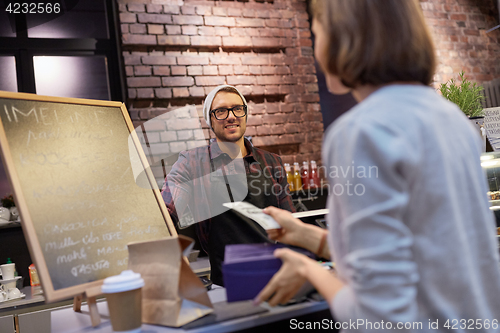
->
xmin=101 ymin=270 xmax=144 ymax=294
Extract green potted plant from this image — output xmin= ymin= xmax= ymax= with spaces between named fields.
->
xmin=439 ymin=71 xmax=485 ymax=117
xmin=439 ymin=71 xmax=487 ymax=150
xmin=1 ymin=194 xmax=15 ymax=208
xmin=1 ymin=194 xmax=18 ymax=221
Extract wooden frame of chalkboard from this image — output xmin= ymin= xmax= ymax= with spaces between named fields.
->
xmin=0 ymin=91 xmax=177 ymax=303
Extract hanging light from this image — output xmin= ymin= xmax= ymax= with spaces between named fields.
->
xmin=487 ymin=0 xmax=500 ymax=33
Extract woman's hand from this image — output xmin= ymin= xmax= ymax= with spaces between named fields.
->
xmin=264 ymin=206 xmax=308 ymax=247
xmin=254 ymin=248 xmax=345 ymax=307
xmin=253 ymin=248 xmax=314 ymax=306
xmin=265 ymin=206 xmax=330 ymax=258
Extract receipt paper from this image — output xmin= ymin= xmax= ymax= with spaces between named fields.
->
xmin=222 ymin=202 xmax=281 ymax=230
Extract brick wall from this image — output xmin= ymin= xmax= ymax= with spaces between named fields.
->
xmin=118 ymin=0 xmax=500 ymax=186
xmin=118 ymin=0 xmax=322 ymax=182
xmin=420 ymin=0 xmax=500 ymax=85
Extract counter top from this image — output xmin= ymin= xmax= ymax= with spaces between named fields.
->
xmin=0 ymin=260 xmax=332 ymax=332
xmin=51 ymin=287 xmax=331 ymax=333
xmin=0 ymin=258 xmax=212 ymax=315
xmin=0 ymin=286 xmax=74 ymax=316
xmin=0 ymin=286 xmax=44 ymax=311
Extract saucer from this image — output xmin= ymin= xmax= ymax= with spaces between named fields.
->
xmin=0 ymin=276 xmax=21 ymax=284
xmin=0 ymin=292 xmax=26 ymax=303
xmin=0 ymin=218 xmax=10 ymax=227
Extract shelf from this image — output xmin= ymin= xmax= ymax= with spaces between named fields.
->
xmin=0 ymin=221 xmax=21 ymax=230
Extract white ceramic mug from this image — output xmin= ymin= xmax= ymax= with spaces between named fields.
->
xmin=0 ymin=264 xmax=15 ymax=280
xmin=9 ymin=207 xmax=18 ymax=221
xmin=7 ymin=287 xmax=20 ymax=300
xmin=0 ymin=286 xmax=7 ymax=302
xmin=0 ymin=207 xmax=10 ymax=222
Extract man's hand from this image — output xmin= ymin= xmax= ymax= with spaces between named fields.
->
xmin=253 ymin=248 xmax=314 ymax=306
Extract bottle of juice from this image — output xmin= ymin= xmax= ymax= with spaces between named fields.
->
xmin=29 ymin=264 xmax=40 ymax=287
xmin=284 ymin=163 xmax=295 ymax=191
xmin=293 ymin=162 xmax=303 ymax=191
xmin=310 ymin=160 xmax=320 ymax=188
xmin=301 ymin=161 xmax=310 ymax=190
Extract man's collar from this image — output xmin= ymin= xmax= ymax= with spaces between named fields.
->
xmin=209 ymin=137 xmax=254 ymax=159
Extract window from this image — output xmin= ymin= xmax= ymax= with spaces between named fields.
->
xmin=34 ymin=56 xmax=110 ymax=100
xmin=0 ymin=56 xmax=17 ymax=92
xmin=0 ymin=0 xmax=125 ymax=101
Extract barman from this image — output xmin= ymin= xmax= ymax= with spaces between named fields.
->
xmin=161 ymin=85 xmax=295 ymax=286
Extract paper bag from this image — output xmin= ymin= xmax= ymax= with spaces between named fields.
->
xmin=128 ymin=236 xmax=213 ymax=327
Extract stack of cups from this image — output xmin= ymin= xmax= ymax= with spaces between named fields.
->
xmin=0 ymin=263 xmax=15 ymax=280
xmin=102 ymin=270 xmax=144 ymax=333
xmin=0 ymin=263 xmax=20 ymax=300
xmin=1 ymin=263 xmax=16 ymax=289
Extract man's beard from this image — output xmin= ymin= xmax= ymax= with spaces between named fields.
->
xmin=213 ymin=118 xmax=246 ymax=142
xmin=214 ymin=127 xmax=244 ymax=142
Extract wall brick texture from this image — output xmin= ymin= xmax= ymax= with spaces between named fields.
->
xmin=119 ymin=0 xmax=500 ymax=170
xmin=119 ymin=0 xmax=320 ymax=167
xmin=419 ymin=0 xmax=500 ymax=84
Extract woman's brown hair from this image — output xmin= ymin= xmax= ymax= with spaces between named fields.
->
xmin=310 ymin=0 xmax=436 ymax=88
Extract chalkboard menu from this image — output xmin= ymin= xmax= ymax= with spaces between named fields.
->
xmin=484 ymin=107 xmax=500 ymax=151
xmin=0 ymin=92 xmax=175 ymax=302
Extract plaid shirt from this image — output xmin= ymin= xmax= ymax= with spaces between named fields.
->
xmin=161 ymin=139 xmax=295 ymax=254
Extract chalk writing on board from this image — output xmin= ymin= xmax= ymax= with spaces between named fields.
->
xmin=26 ymin=130 xmax=114 ymax=146
xmin=0 ymin=96 xmax=172 ymax=294
xmin=71 ymin=260 xmax=110 ymax=277
xmin=3 ymin=105 xmax=107 ymax=125
xmin=96 ymin=245 xmax=127 ymax=256
xmin=45 ymin=237 xmax=81 ymax=251
xmin=43 ymin=218 xmax=109 ymax=235
xmin=57 ymin=248 xmax=87 ymax=265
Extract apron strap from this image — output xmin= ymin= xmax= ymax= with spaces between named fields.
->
xmin=208 ymin=145 xmax=235 ymax=203
xmin=252 ymin=150 xmax=282 ymax=208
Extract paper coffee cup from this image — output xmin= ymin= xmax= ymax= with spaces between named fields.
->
xmin=0 ymin=264 xmax=15 ymax=280
xmin=102 ymin=270 xmax=144 ymax=333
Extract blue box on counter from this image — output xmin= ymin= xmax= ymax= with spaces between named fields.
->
xmin=222 ymin=243 xmax=313 ymax=302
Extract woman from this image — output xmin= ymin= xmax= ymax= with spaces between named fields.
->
xmin=254 ymin=0 xmax=500 ymax=331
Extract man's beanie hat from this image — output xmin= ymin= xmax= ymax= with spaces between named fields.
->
xmin=203 ymin=85 xmax=248 ymax=130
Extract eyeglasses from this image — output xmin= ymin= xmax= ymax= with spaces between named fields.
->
xmin=210 ymin=105 xmax=247 ymax=120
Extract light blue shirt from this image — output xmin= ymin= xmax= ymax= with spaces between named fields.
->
xmin=324 ymin=85 xmax=500 ymax=332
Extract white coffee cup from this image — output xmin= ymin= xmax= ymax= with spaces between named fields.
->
xmin=102 ymin=270 xmax=144 ymax=333
xmin=0 ymin=286 xmax=7 ymax=302
xmin=0 ymin=207 xmax=10 ymax=221
xmin=9 ymin=207 xmax=18 ymax=221
xmin=0 ymin=264 xmax=15 ymax=280
xmin=3 ymin=281 xmax=16 ymax=290
xmin=7 ymin=287 xmax=20 ymax=300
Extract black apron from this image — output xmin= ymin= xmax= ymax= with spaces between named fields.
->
xmin=207 ymin=145 xmax=279 ymax=286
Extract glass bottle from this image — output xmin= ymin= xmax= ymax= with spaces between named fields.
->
xmin=310 ymin=160 xmax=320 ymax=188
xmin=301 ymin=161 xmax=310 ymax=190
xmin=29 ymin=264 xmax=40 ymax=286
xmin=293 ymin=162 xmax=302 ymax=191
xmin=284 ymin=163 xmax=295 ymax=191
xmin=6 ymin=257 xmax=17 ymax=277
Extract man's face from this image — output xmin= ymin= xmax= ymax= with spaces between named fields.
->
xmin=210 ymin=91 xmax=247 ymax=143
